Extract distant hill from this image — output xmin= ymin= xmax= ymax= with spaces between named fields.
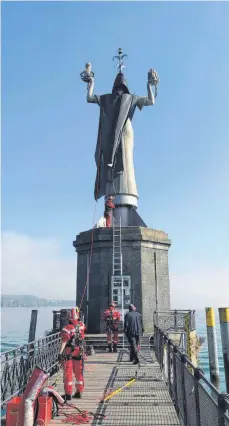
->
xmin=1 ymin=294 xmax=75 ymax=307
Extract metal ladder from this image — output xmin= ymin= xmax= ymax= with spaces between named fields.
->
xmin=112 ymin=217 xmax=124 ymax=348
xmin=112 ymin=217 xmax=122 ymax=277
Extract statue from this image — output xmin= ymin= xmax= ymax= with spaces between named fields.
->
xmin=80 ymin=48 xmax=159 ymax=225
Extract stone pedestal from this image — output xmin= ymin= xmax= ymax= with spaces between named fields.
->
xmin=73 ymin=227 xmax=171 ymax=333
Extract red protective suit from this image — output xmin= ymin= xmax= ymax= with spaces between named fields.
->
xmin=104 ymin=199 xmax=115 ymax=228
xmin=103 ymin=306 xmax=121 ymax=352
xmin=61 ymin=320 xmax=86 ymax=398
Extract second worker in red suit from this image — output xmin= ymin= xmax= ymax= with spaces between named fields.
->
xmin=58 ymin=308 xmax=86 ymax=401
xmin=104 ymin=196 xmax=115 ymax=228
xmin=103 ymin=302 xmax=121 ymax=352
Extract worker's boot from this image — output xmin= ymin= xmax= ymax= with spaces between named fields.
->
xmin=108 ymin=344 xmax=112 ymax=353
xmin=73 ymin=391 xmax=82 ymax=399
xmin=62 ymin=394 xmax=72 ymax=401
xmin=133 ymin=357 xmax=140 ymax=365
xmin=113 ymin=344 xmax=117 ymax=353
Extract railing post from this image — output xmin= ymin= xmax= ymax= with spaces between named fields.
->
xmin=173 ymin=346 xmax=179 ymax=413
xmin=156 ymin=327 xmax=159 ymax=360
xmin=218 ymin=393 xmax=229 ymax=426
xmin=159 ymin=331 xmax=163 ymax=368
xmin=174 ymin=310 xmax=178 ymax=331
xmin=164 ymin=336 xmax=168 ymax=380
xmin=153 ymin=311 xmax=156 ymax=327
xmin=154 ymin=326 xmax=158 ymax=359
xmin=181 ymin=354 xmax=188 ymax=425
xmin=194 ymin=367 xmax=203 ymax=426
xmin=167 ymin=339 xmax=172 ymax=396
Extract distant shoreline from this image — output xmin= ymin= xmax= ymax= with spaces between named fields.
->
xmin=1 ymin=295 xmax=75 ymax=308
xmin=1 ymin=305 xmax=74 ymax=308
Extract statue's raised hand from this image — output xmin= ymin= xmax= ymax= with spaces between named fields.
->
xmin=148 ymin=69 xmax=160 ymax=87
xmin=80 ymin=62 xmax=94 ymax=83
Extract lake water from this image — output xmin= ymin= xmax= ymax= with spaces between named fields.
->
xmin=0 ymin=307 xmax=226 ymax=392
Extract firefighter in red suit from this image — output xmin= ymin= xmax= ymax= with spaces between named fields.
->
xmin=58 ymin=308 xmax=86 ymax=401
xmin=103 ymin=302 xmax=121 ymax=352
xmin=104 ymin=196 xmax=115 ymax=228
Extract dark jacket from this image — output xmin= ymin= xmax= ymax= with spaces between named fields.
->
xmin=104 ymin=200 xmax=115 ymax=216
xmin=124 ymin=311 xmax=144 ymax=336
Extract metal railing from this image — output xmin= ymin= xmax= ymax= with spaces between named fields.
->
xmin=154 ymin=326 xmax=229 ymax=426
xmin=154 ymin=310 xmax=196 ymax=332
xmin=1 ymin=332 xmax=61 ymax=409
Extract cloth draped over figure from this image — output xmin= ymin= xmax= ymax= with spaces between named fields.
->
xmin=87 ymin=73 xmax=154 ymax=201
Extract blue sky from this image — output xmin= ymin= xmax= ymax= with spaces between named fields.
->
xmin=2 ymin=2 xmax=229 ymax=306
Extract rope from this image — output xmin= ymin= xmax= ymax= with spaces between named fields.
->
xmin=60 ymin=403 xmax=106 ymax=424
xmin=79 ymin=130 xmax=104 ymax=311
xmin=79 ymin=201 xmax=97 ymax=311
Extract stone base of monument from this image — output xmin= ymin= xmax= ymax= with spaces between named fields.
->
xmin=73 ymin=227 xmax=171 ymax=334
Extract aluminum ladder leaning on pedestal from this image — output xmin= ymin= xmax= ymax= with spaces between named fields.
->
xmin=112 ymin=217 xmax=125 ymax=349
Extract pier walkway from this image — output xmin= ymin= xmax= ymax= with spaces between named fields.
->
xmin=2 ymin=315 xmax=229 ymax=425
xmin=50 ymin=348 xmax=180 ymax=426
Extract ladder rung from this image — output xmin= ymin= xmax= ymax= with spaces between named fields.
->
xmin=113 ymin=219 xmax=122 ymax=283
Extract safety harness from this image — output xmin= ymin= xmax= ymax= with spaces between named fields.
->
xmin=105 ymin=310 xmax=118 ymax=332
xmin=104 ymin=200 xmax=114 ymax=216
xmin=65 ymin=324 xmax=84 ymax=361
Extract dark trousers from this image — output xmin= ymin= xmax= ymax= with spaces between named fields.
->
xmin=127 ymin=335 xmax=140 ymax=362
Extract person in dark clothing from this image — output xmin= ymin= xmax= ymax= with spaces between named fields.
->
xmin=124 ymin=304 xmax=144 ymax=364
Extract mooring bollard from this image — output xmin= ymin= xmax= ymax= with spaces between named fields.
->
xmin=28 ymin=309 xmax=38 ymax=343
xmin=218 ymin=307 xmax=229 ymax=393
xmin=205 ymin=307 xmax=220 ymax=388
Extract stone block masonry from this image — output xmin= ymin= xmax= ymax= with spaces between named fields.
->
xmin=73 ymin=227 xmax=171 ymax=333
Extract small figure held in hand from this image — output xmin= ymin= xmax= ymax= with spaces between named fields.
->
xmin=80 ymin=62 xmax=94 ymax=83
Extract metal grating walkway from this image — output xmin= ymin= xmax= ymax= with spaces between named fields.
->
xmin=50 ymin=344 xmax=180 ymax=425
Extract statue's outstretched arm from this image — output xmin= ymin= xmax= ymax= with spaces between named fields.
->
xmin=80 ymin=63 xmax=100 ymax=105
xmin=87 ymin=78 xmax=100 ymax=105
xmin=137 ymin=69 xmax=159 ymax=110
